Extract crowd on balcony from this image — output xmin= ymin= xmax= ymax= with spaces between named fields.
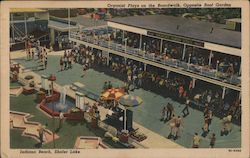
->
xmin=76 ymin=28 xmax=241 ymax=80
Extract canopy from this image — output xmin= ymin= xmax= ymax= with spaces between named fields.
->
xmin=119 ymin=95 xmax=143 ymax=107
xmin=101 ymin=88 xmax=125 ymax=101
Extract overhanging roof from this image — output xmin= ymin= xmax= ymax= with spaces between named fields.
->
xmin=66 ymin=16 xmax=107 ymax=28
xmin=108 ymin=15 xmax=241 ymax=49
xmin=48 ymin=20 xmax=78 ymax=32
xmin=10 ymin=8 xmax=47 ymax=13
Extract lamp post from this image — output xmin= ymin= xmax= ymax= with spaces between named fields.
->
xmin=118 ymin=104 xmax=127 ymax=133
xmin=48 ymin=74 xmax=56 ymax=148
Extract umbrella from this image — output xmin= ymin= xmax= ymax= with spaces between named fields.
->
xmin=119 ymin=95 xmax=143 ymax=107
xmin=101 ymin=88 xmax=125 ymax=101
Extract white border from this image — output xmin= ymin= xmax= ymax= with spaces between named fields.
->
xmin=1 ymin=1 xmax=249 ymax=158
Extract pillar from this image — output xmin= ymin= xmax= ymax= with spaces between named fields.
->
xmin=208 ymin=51 xmax=213 ymax=66
xmin=182 ymin=44 xmax=186 ymax=60
xmin=143 ymin=42 xmax=146 ymax=57
xmin=122 ymin=30 xmax=125 ymax=44
xmin=24 ymin=13 xmax=27 ymax=37
xmin=11 ymin=13 xmax=15 ymax=43
xmin=166 ymin=71 xmax=170 ymax=78
xmin=50 ymin=28 xmax=55 ymax=46
xmin=124 ymin=39 xmax=127 ymax=53
xmin=76 ymin=92 xmax=85 ymax=110
xmin=139 ymin=34 xmax=142 ymax=50
xmin=144 ymin=63 xmax=147 ymax=71
xmin=68 ymin=8 xmax=70 ymax=37
xmin=192 ymin=78 xmax=196 ymax=88
xmin=238 ymin=63 xmax=241 ymax=76
xmin=107 ymin=52 xmax=110 ymax=66
xmin=160 ymin=39 xmax=163 ymax=53
xmin=222 ymin=87 xmax=226 ymax=99
xmin=41 ymin=75 xmax=49 ymax=91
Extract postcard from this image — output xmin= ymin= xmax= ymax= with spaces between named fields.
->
xmin=0 ymin=1 xmax=249 ymax=158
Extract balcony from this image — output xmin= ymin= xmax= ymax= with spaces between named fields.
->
xmin=69 ymin=31 xmax=241 ymax=88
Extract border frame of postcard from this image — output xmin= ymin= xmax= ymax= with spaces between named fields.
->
xmin=1 ymin=1 xmax=249 ymax=158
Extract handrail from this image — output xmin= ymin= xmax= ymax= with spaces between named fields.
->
xmin=69 ymin=32 xmax=241 ymax=87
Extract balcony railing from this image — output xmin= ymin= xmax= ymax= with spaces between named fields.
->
xmin=70 ymin=32 xmax=241 ymax=86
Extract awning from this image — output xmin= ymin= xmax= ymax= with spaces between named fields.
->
xmin=48 ymin=20 xmax=78 ymax=32
xmin=10 ymin=8 xmax=47 ymax=13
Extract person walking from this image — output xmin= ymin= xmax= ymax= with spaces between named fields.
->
xmin=44 ymin=57 xmax=48 ymax=69
xmin=81 ymin=64 xmax=87 ymax=77
xmin=68 ymin=56 xmax=72 ymax=69
xmin=221 ymin=114 xmax=232 ymax=136
xmin=182 ymin=98 xmax=190 ymax=117
xmin=166 ymin=103 xmax=174 ymax=121
xmin=58 ymin=111 xmax=64 ymax=129
xmin=137 ymin=72 xmax=143 ymax=88
xmin=64 ymin=56 xmax=68 ymax=70
xmin=60 ymin=57 xmax=64 ymax=71
xmin=202 ymin=115 xmax=210 ymax=137
xmin=160 ymin=106 xmax=167 ymax=121
xmin=107 ymin=81 xmax=112 ymax=89
xmin=127 ymin=74 xmax=132 ymax=90
xmin=192 ymin=133 xmax=201 ymax=148
xmin=174 ymin=116 xmax=183 ymax=140
xmin=37 ymin=124 xmax=47 ymax=147
xmin=209 ymin=133 xmax=216 ymax=148
xmin=31 ymin=51 xmax=34 ymax=60
xmin=103 ymin=81 xmax=108 ymax=91
xmin=207 ymin=110 xmax=213 ymax=130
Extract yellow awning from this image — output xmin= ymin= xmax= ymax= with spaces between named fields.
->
xmin=10 ymin=8 xmax=47 ymax=13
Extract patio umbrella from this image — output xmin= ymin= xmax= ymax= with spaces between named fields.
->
xmin=119 ymin=95 xmax=143 ymax=107
xmin=101 ymin=88 xmax=125 ymax=101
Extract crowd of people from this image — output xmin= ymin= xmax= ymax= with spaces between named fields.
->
xmin=48 ymin=43 xmax=241 ymax=148
xmin=82 ymin=28 xmax=241 ymax=79
xmin=66 ymin=44 xmax=241 ymax=123
xmin=25 ymin=39 xmax=48 ymax=70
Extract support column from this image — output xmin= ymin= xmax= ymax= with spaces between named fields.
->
xmin=238 ymin=63 xmax=241 ymax=76
xmin=222 ymin=87 xmax=226 ymax=99
xmin=160 ymin=39 xmax=163 ymax=53
xmin=208 ymin=51 xmax=213 ymax=66
xmin=76 ymin=92 xmax=85 ymax=110
xmin=144 ymin=63 xmax=147 ymax=71
xmin=216 ymin=60 xmax=220 ymax=72
xmin=143 ymin=42 xmax=146 ymax=57
xmin=182 ymin=44 xmax=186 ymax=60
xmin=41 ymin=75 xmax=49 ymax=92
xmin=192 ymin=78 xmax=196 ymax=88
xmin=166 ymin=71 xmax=170 ymax=78
xmin=50 ymin=28 xmax=55 ymax=46
xmin=139 ymin=34 xmax=142 ymax=50
xmin=122 ymin=30 xmax=125 ymax=44
xmin=11 ymin=13 xmax=15 ymax=43
xmin=107 ymin=52 xmax=110 ymax=66
xmin=68 ymin=8 xmax=70 ymax=37
xmin=24 ymin=13 xmax=27 ymax=37
xmin=124 ymin=38 xmax=127 ymax=54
